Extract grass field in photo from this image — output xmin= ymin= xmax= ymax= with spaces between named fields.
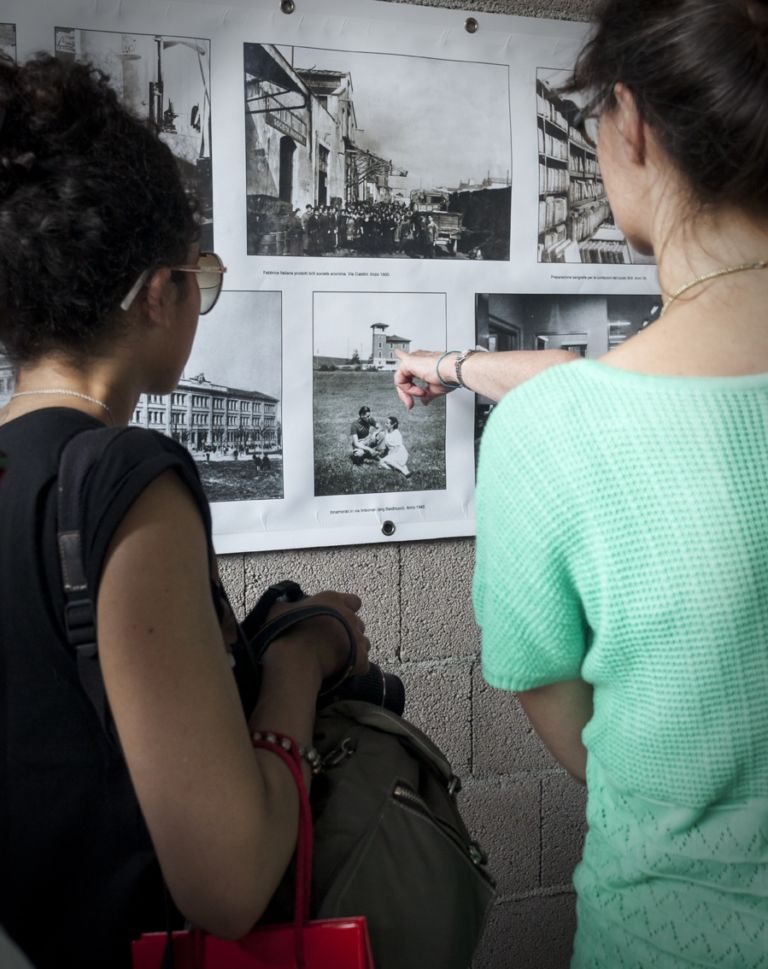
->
xmin=313 ymin=370 xmax=446 ymax=497
xmin=197 ymin=456 xmax=283 ymax=502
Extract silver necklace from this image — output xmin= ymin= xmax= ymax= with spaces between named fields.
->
xmin=9 ymin=388 xmax=113 ymax=420
xmin=660 ymin=259 xmax=768 ymax=318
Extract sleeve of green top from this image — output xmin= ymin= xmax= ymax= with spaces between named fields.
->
xmin=473 ymin=391 xmax=588 ymax=691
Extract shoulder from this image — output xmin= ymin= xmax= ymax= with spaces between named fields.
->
xmin=478 ymin=360 xmax=616 ymax=516
xmin=87 ymin=427 xmax=202 ymax=497
xmin=80 ymin=427 xmax=210 ymax=592
xmin=483 ymin=361 xmax=588 ymax=448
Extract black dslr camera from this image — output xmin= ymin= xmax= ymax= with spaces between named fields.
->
xmin=241 ymin=580 xmax=405 ymax=716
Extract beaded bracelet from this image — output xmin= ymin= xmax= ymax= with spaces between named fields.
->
xmin=433 ymin=350 xmax=460 ymax=390
xmin=252 ymin=730 xmax=323 ymax=775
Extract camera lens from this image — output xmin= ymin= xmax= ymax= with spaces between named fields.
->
xmin=319 ymin=663 xmax=405 ymax=715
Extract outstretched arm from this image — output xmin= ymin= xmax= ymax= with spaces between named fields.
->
xmin=394 ymin=348 xmax=578 ymax=410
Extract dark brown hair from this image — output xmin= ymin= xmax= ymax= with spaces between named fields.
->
xmin=0 ymin=54 xmax=198 ymax=364
xmin=563 ymin=0 xmax=768 ymax=212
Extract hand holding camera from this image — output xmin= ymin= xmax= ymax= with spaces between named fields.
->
xmin=243 ymin=581 xmax=404 ymax=715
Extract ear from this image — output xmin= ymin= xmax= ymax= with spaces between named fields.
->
xmin=142 ymin=268 xmax=176 ymax=328
xmin=611 ymin=82 xmax=646 ymax=166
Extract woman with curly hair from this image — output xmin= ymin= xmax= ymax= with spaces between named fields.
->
xmin=0 ymin=54 xmax=368 ymax=969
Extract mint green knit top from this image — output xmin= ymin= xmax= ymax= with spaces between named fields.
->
xmin=473 ymin=359 xmax=768 ymax=968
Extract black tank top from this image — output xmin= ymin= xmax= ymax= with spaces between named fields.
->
xmin=0 ymin=408 xmax=253 ymax=969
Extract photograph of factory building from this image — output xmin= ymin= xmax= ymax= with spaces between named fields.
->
xmin=313 ymin=291 xmax=447 ymax=497
xmin=55 ymin=26 xmax=214 ymax=250
xmin=473 ymin=292 xmax=662 ymax=462
xmin=244 ymin=43 xmax=512 ymax=260
xmin=0 ymin=23 xmax=16 ymax=61
xmin=130 ymin=290 xmax=283 ymax=503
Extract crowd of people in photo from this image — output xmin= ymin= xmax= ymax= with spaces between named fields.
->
xmin=293 ymin=199 xmax=442 ymax=258
xmin=193 ymin=444 xmax=275 ymax=468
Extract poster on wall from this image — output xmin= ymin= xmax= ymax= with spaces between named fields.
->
xmin=0 ymin=0 xmax=659 ymax=552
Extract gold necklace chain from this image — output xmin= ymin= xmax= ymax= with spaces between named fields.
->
xmin=659 ymin=259 xmax=768 ymax=318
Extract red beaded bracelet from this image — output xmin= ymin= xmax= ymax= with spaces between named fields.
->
xmin=252 ymin=730 xmax=323 ymax=775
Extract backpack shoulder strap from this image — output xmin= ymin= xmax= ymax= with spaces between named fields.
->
xmin=57 ymin=426 xmax=132 ymax=741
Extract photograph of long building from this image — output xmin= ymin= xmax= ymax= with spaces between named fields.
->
xmin=130 ymin=376 xmax=279 ymax=453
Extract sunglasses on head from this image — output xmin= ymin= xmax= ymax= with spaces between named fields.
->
xmin=119 ymin=251 xmax=227 ymax=315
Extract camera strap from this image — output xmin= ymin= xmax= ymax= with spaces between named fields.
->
xmin=246 ymin=593 xmax=358 ymax=697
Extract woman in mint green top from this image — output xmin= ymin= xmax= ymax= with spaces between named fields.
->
xmin=394 ymin=0 xmax=768 ymax=964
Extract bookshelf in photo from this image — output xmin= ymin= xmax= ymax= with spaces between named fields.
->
xmin=536 ymin=74 xmax=631 ymax=265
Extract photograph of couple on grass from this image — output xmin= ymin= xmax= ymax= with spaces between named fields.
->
xmin=313 ymin=291 xmax=447 ymax=497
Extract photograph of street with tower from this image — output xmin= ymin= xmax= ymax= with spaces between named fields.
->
xmin=54 ymin=26 xmax=214 ymax=250
xmin=0 ymin=23 xmax=16 ymax=61
xmin=244 ymin=43 xmax=512 ymax=260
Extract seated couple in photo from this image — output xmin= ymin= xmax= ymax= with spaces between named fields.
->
xmin=349 ymin=405 xmax=410 ymax=477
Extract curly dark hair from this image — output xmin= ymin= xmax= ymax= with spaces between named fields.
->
xmin=0 ymin=53 xmax=198 ymax=364
xmin=563 ymin=0 xmax=768 ymax=213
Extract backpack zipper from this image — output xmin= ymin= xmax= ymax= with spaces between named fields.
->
xmin=392 ymin=784 xmax=492 ymax=874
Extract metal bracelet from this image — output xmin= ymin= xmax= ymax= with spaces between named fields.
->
xmin=454 ymin=347 xmax=483 ymax=389
xmin=434 ymin=350 xmax=460 ymax=390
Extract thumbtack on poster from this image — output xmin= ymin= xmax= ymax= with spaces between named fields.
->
xmin=381 ymin=521 xmax=396 ymax=537
xmin=281 ymin=0 xmax=295 ymax=13
xmin=465 ymin=17 xmax=479 ymax=33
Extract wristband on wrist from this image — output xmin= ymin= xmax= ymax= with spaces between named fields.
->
xmin=454 ymin=346 xmax=486 ymax=389
xmin=434 ymin=350 xmax=460 ymax=390
xmin=252 ymin=730 xmax=323 ymax=775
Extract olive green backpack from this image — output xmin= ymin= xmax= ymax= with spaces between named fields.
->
xmin=300 ymin=699 xmax=496 ymax=969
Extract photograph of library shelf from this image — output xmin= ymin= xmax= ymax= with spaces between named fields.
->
xmin=244 ymin=43 xmax=511 ymax=260
xmin=537 ymin=68 xmax=656 ymax=266
xmin=473 ymin=292 xmax=662 ymax=460
xmin=133 ymin=291 xmax=282 ymax=503
xmin=0 ymin=23 xmax=16 ymax=61
xmin=55 ymin=26 xmax=214 ymax=251
xmin=313 ymin=291 xmax=447 ymax=497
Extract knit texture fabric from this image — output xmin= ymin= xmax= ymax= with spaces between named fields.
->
xmin=473 ymin=359 xmax=768 ymax=968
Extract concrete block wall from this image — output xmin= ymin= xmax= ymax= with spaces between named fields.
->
xmin=219 ymin=4 xmax=592 ymax=965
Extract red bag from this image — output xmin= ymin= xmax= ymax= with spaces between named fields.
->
xmin=132 ymin=740 xmax=375 ymax=969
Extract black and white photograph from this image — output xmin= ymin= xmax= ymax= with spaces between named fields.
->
xmin=130 ymin=291 xmax=283 ymax=503
xmin=55 ymin=26 xmax=214 ymax=250
xmin=0 ymin=23 xmax=16 ymax=61
xmin=244 ymin=43 xmax=511 ymax=260
xmin=474 ymin=292 xmax=661 ymax=461
xmin=537 ymin=67 xmax=655 ymax=266
xmin=313 ymin=291 xmax=447 ymax=497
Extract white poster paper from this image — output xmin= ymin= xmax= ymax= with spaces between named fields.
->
xmin=0 ymin=0 xmax=660 ymax=552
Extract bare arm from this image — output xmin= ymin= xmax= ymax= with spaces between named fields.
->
xmin=97 ymin=471 xmax=368 ymax=938
xmin=514 ymin=679 xmax=592 ymax=783
xmin=394 ymin=348 xmax=578 ymax=410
